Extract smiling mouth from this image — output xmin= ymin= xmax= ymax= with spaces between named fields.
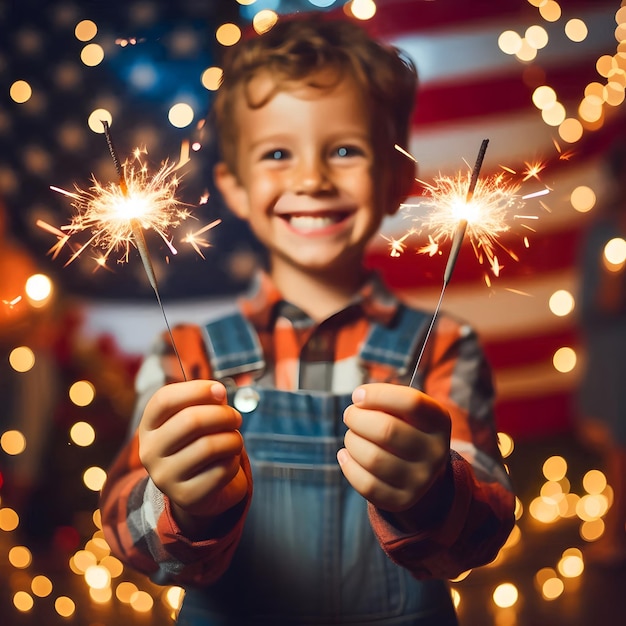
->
xmin=280 ymin=212 xmax=351 ymax=231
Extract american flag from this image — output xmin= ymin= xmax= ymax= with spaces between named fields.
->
xmin=13 ymin=0 xmax=618 ymax=440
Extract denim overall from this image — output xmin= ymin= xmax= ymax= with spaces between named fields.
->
xmin=178 ymin=307 xmax=458 ymax=626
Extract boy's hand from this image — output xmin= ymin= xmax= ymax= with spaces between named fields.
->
xmin=338 ymin=383 xmax=451 ymax=513
xmin=138 ymin=380 xmax=248 ymax=532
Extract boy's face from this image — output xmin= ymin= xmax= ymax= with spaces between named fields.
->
xmin=215 ymin=70 xmax=403 ymax=280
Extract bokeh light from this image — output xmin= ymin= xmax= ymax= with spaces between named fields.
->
xmin=570 ymin=185 xmax=596 ymax=213
xmin=69 ymin=421 xmax=96 ymax=446
xmin=201 ymin=67 xmax=223 ymax=91
xmin=492 ymin=582 xmax=518 ymax=608
xmin=75 ymin=19 xmax=97 ymax=41
xmin=604 ymin=237 xmax=626 ymax=265
xmin=253 ymin=10 xmax=279 ymax=34
xmin=549 ymin=290 xmax=575 ymax=317
xmin=553 ymin=347 xmax=576 ymax=373
xmin=69 ymin=380 xmax=96 ymax=407
xmin=25 ymin=273 xmax=52 ymax=306
xmin=87 ymin=108 xmax=113 ymax=133
xmin=83 ymin=466 xmax=107 ymax=491
xmin=10 ymin=80 xmax=32 ymax=103
xmin=1 ymin=430 xmax=27 ymax=455
xmin=168 ymin=102 xmax=194 ymax=128
xmin=80 ymin=43 xmax=105 ymax=67
xmin=215 ymin=23 xmax=241 ymax=46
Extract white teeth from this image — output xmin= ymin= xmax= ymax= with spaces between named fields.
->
xmin=288 ymin=215 xmax=337 ymax=230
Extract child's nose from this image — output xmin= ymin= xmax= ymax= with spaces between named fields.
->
xmin=292 ymin=158 xmax=333 ymax=194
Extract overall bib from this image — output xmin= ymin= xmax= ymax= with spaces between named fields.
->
xmin=178 ymin=308 xmax=458 ymax=626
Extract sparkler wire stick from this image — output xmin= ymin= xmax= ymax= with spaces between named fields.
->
xmin=409 ymin=139 xmax=489 ymax=389
xmin=102 ymin=121 xmax=187 ymax=381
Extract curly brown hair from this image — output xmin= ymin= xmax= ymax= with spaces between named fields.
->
xmin=212 ymin=14 xmax=418 ymax=176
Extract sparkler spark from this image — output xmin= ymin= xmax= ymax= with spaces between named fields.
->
xmin=48 ymin=158 xmax=189 ymax=267
xmin=402 ymin=158 xmax=547 ymax=279
xmin=408 ymin=169 xmax=523 ymax=275
xmin=181 ymin=218 xmax=222 ymax=259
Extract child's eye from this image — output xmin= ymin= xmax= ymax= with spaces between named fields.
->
xmin=261 ymin=149 xmax=290 ymax=161
xmin=333 ymin=145 xmax=365 ymax=158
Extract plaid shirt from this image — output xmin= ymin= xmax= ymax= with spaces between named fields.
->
xmin=100 ymin=271 xmax=514 ymax=585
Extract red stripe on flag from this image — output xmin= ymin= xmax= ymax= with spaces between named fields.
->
xmin=483 ymin=327 xmax=580 ymax=370
xmin=496 ymin=391 xmax=575 ymax=440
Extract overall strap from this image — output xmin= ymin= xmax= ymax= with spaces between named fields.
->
xmin=359 ymin=304 xmax=431 ymax=382
xmin=202 ymin=309 xmax=265 ymax=379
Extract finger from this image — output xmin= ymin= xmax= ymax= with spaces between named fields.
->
xmin=352 ymin=383 xmax=449 ymax=432
xmin=152 ymin=403 xmax=242 ymax=456
xmin=170 ymin=430 xmax=244 ymax=479
xmin=337 ymin=448 xmax=411 ymax=512
xmin=143 ymin=380 xmax=229 ymax=429
xmin=343 ymin=429 xmax=409 ymax=487
xmin=343 ymin=406 xmax=426 ymax=460
xmin=147 ymin=430 xmax=243 ymax=489
xmin=175 ymin=464 xmax=249 ymax=517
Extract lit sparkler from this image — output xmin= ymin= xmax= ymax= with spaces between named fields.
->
xmin=402 ymin=139 xmax=549 ymax=388
xmin=41 ymin=122 xmax=209 ymax=380
xmin=408 ymin=139 xmax=490 ymax=388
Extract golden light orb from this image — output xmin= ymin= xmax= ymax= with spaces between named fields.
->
xmin=70 ymin=421 xmax=96 ymax=447
xmin=116 ymin=581 xmax=139 ymax=603
xmin=543 ymin=456 xmax=567 ymax=481
xmin=1 ymin=430 xmax=27 ymax=455
xmin=349 ymin=0 xmax=377 ymax=21
xmin=565 ymin=18 xmax=588 ymax=43
xmin=604 ymin=237 xmax=626 ymax=265
xmin=85 ymin=564 xmax=112 ymax=590
xmin=130 ymin=590 xmax=154 ymax=613
xmin=539 ymin=1 xmax=562 ymax=23
xmin=583 ymin=469 xmax=607 ymax=495
xmin=10 ymin=80 xmax=32 ymax=104
xmin=9 ymin=346 xmax=35 ymax=373
xmin=69 ymin=380 xmax=96 ymax=407
xmin=0 ymin=507 xmax=20 ymax=531
xmin=253 ymin=10 xmax=279 ymax=34
xmin=81 ymin=43 xmax=105 ymax=67
xmin=541 ymin=101 xmax=566 ymax=126
xmin=492 ymin=582 xmax=519 ymax=608
xmin=580 ymin=518 xmax=605 ymax=542
xmin=570 ymin=185 xmax=596 ymax=213
xmin=75 ymin=19 xmax=98 ymax=41
xmin=525 ymin=25 xmax=549 ymax=49
xmin=55 ymin=596 xmax=76 ymax=618
xmin=549 ymin=289 xmax=575 ymax=316
xmin=9 ymin=545 xmax=33 ymax=569
xmin=541 ymin=576 xmax=564 ymax=600
xmin=88 ymin=108 xmax=113 ymax=133
xmin=83 ymin=466 xmax=107 ymax=491
xmin=553 ymin=346 xmax=576 ymax=373
xmin=201 ymin=66 xmax=222 ymax=91
xmin=168 ymin=102 xmax=194 ymax=128
xmin=31 ymin=575 xmax=53 ymax=597
xmin=558 ymin=118 xmax=584 ymax=143
xmin=13 ymin=591 xmax=34 ymax=612
xmin=532 ymin=85 xmax=557 ymax=109
xmin=215 ymin=23 xmax=241 ymax=47
xmin=498 ymin=30 xmax=523 ymax=55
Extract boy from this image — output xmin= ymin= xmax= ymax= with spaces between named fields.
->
xmin=100 ymin=15 xmax=515 ymax=625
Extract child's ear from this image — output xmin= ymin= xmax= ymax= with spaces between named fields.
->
xmin=214 ymin=162 xmax=250 ymax=220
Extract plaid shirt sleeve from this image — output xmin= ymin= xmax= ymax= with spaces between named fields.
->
xmin=368 ymin=314 xmax=516 ymax=580
xmin=99 ymin=324 xmax=253 ymax=586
